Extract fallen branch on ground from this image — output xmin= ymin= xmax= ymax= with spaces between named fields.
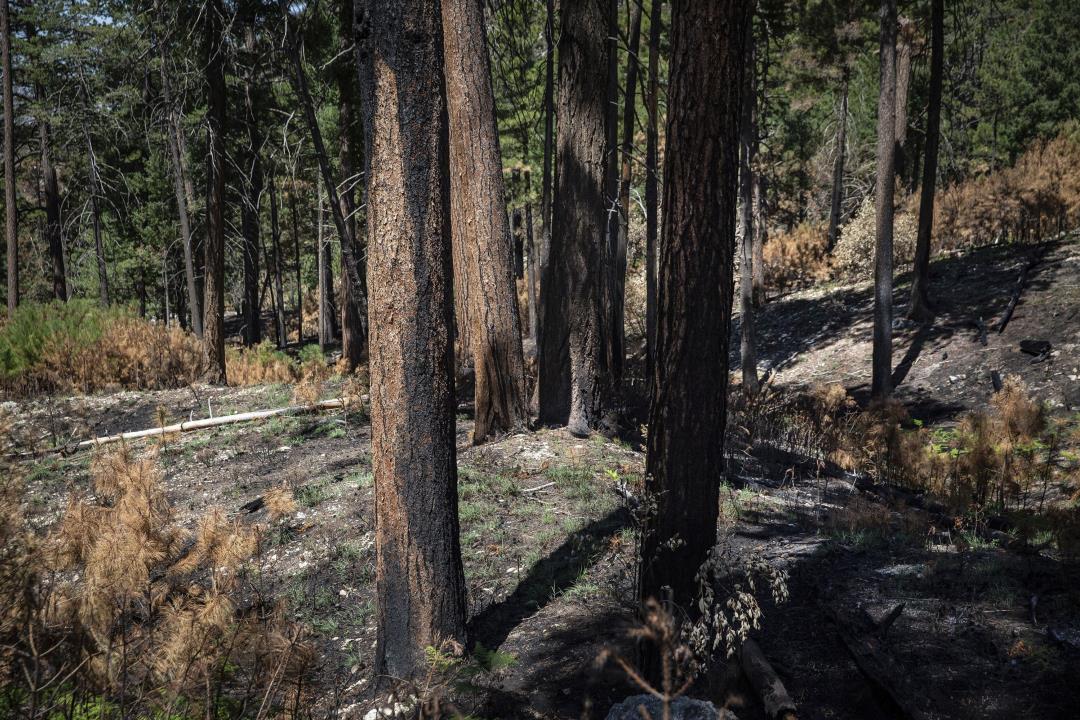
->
xmin=739 ymin=638 xmax=797 ymax=720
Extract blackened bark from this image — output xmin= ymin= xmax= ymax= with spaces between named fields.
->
xmin=38 ymin=96 xmax=66 ymax=302
xmin=603 ymin=0 xmax=622 ymax=388
xmin=644 ymin=0 xmax=661 ymax=386
xmin=908 ymin=0 xmax=942 ymax=322
xmin=203 ymin=0 xmax=228 ymax=383
xmin=640 ymin=0 xmax=747 ymax=613
xmin=738 ymin=17 xmax=759 ymax=396
xmin=752 ymin=171 xmax=767 ymax=306
xmin=2 ymin=0 xmax=16 ymax=313
xmin=85 ymin=136 xmax=109 ymax=306
xmin=442 ymin=0 xmax=527 ymax=442
xmin=531 ymin=0 xmax=556 ymax=412
xmin=894 ymin=16 xmax=914 ymax=183
xmin=872 ymin=0 xmax=897 ymax=399
xmin=539 ymin=0 xmax=614 ymax=435
xmin=338 ymin=0 xmax=365 ymax=371
xmin=290 ymin=177 xmax=303 ymax=342
xmin=364 ymin=0 xmax=467 ymax=680
xmin=827 ymin=71 xmax=849 ymax=253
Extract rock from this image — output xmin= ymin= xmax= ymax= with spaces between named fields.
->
xmin=1019 ymin=339 xmax=1051 ymax=357
xmin=605 ymin=695 xmax=735 ymax=720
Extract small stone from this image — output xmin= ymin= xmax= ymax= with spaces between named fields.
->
xmin=605 ymin=695 xmax=734 ymax=720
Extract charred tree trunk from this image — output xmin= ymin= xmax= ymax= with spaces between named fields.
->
xmin=2 ymin=0 xmax=16 ymax=313
xmin=640 ymin=0 xmax=747 ymax=615
xmin=738 ymin=17 xmax=759 ymax=396
xmin=338 ymin=0 xmax=366 ymax=371
xmin=539 ymin=0 xmax=614 ymax=436
xmin=908 ymin=0 xmax=942 ymax=322
xmin=317 ymin=180 xmax=337 ymax=349
xmin=644 ymin=0 xmax=662 ymax=386
xmin=290 ymin=176 xmax=303 ymax=343
xmin=827 ymin=70 xmax=849 ymax=253
xmin=38 ymin=94 xmax=66 ymax=302
xmin=240 ymin=9 xmax=263 ymax=346
xmin=442 ymin=0 xmax=527 ymax=442
xmin=203 ymin=0 xmax=228 ymax=383
xmin=531 ymin=0 xmax=556 ymax=412
xmin=362 ymin=0 xmax=467 ymax=680
xmin=872 ymin=0 xmax=897 ymax=399
xmin=603 ymin=0 xmax=622 ymax=389
xmin=752 ymin=174 xmax=767 ymax=306
xmin=85 ymin=135 xmax=109 ymax=306
xmin=269 ymin=172 xmax=288 ymax=347
xmin=894 ymin=17 xmax=914 ymax=184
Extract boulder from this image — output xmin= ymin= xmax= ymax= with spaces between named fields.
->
xmin=605 ymin=694 xmax=736 ymax=720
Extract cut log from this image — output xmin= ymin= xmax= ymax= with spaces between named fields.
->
xmin=12 ymin=399 xmax=350 ymax=457
xmin=739 ymin=638 xmax=797 ymax=720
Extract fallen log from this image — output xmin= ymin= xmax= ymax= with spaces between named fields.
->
xmin=996 ymin=244 xmax=1047 ymax=334
xmin=12 ymin=398 xmax=350 ymax=457
xmin=739 ymin=638 xmax=797 ymax=720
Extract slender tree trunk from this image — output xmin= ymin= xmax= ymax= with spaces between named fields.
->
xmin=752 ymin=171 xmax=766 ymax=305
xmin=603 ymin=0 xmax=622 ymax=388
xmin=317 ymin=180 xmax=337 ymax=349
xmin=338 ymin=0 xmax=366 ymax=371
xmin=531 ymin=0 xmax=556 ymax=412
xmin=2 ymin=0 xmax=17 ymax=314
xmin=894 ymin=16 xmax=914 ymax=183
xmin=525 ymin=202 xmax=538 ymax=350
xmin=908 ymin=0 xmax=942 ymax=322
xmin=872 ymin=0 xmax=897 ymax=399
xmin=158 ymin=7 xmax=200 ymax=335
xmin=38 ymin=94 xmax=66 ymax=302
xmin=738 ymin=16 xmax=759 ymax=396
xmin=281 ymin=0 xmax=366 ymax=352
xmin=539 ymin=0 xmax=614 ymax=436
xmin=240 ymin=11 xmax=263 ymax=346
xmin=290 ymin=175 xmax=302 ymax=343
xmin=442 ymin=0 xmax=527 ymax=442
xmin=644 ymin=0 xmax=662 ymax=386
xmin=269 ymin=172 xmax=287 ymax=346
xmin=362 ymin=0 xmax=466 ymax=680
xmin=614 ymin=0 xmax=643 ymax=384
xmin=640 ymin=0 xmax=748 ymax=614
xmin=85 ymin=136 xmax=109 ymax=306
xmin=203 ymin=0 xmax=228 ymax=383
xmin=827 ymin=69 xmax=849 ymax=253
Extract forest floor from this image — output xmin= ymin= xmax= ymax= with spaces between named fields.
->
xmin=7 ymin=234 xmax=1080 ymax=720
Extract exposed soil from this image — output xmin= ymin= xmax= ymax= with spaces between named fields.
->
xmin=7 ymin=235 xmax=1080 ymax=719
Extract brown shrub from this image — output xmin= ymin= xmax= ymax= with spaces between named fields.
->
xmin=762 ymin=221 xmax=831 ymax=291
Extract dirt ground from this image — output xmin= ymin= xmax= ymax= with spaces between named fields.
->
xmin=7 ymin=235 xmax=1080 ymax=719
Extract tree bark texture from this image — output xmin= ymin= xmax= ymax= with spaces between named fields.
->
xmin=539 ymin=0 xmax=614 ymax=435
xmin=363 ymin=0 xmax=467 ymax=681
xmin=203 ymin=0 xmax=228 ymax=383
xmin=240 ymin=10 xmax=263 ymax=346
xmin=894 ymin=16 xmax=914 ymax=183
xmin=908 ymin=0 xmax=942 ymax=322
xmin=2 ymin=0 xmax=17 ymax=313
xmin=442 ymin=0 xmax=527 ymax=442
xmin=38 ymin=99 xmax=67 ymax=302
xmin=872 ymin=0 xmax=897 ymax=399
xmin=269 ymin=172 xmax=288 ymax=347
xmin=338 ymin=0 xmax=366 ymax=371
xmin=640 ymin=0 xmax=748 ymax=611
xmin=317 ymin=181 xmax=338 ymax=349
xmin=85 ymin=136 xmax=109 ymax=306
xmin=531 ymin=0 xmax=556 ymax=412
xmin=752 ymin=171 xmax=767 ymax=306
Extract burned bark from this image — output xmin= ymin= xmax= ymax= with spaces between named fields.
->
xmin=872 ymin=0 xmax=898 ymax=399
xmin=203 ymin=0 xmax=228 ymax=383
xmin=2 ymin=0 xmax=16 ymax=313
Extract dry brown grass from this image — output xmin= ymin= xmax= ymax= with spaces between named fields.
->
xmin=762 ymin=221 xmax=831 ymax=291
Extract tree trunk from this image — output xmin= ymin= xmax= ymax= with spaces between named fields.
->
xmin=614 ymin=0 xmax=643 ymax=387
xmin=530 ymin=0 xmax=556 ymax=413
xmin=2 ymin=0 xmax=17 ymax=314
xmin=539 ymin=0 xmax=614 ymax=436
xmin=738 ymin=16 xmax=759 ymax=396
xmin=269 ymin=172 xmax=288 ymax=347
xmin=908 ymin=0 xmax=942 ymax=322
xmin=640 ymin=0 xmax=748 ymax=616
xmin=827 ymin=70 xmax=849 ymax=253
xmin=203 ymin=0 xmax=228 ymax=383
xmin=317 ymin=180 xmax=337 ymax=349
xmin=158 ymin=21 xmax=202 ymax=335
xmin=872 ymin=0 xmax=897 ymax=399
xmin=290 ymin=175 xmax=303 ymax=343
xmin=603 ymin=0 xmax=622 ymax=389
xmin=85 ymin=136 xmax=109 ymax=306
xmin=281 ymin=0 xmax=366 ymax=354
xmin=894 ymin=16 xmax=914 ymax=184
xmin=362 ymin=0 xmax=467 ymax=680
xmin=338 ymin=0 xmax=366 ymax=371
xmin=752 ymin=172 xmax=767 ymax=306
xmin=644 ymin=0 xmax=662 ymax=387
xmin=240 ymin=10 xmax=263 ymax=346
xmin=442 ymin=0 xmax=527 ymax=442
xmin=38 ymin=93 xmax=66 ymax=302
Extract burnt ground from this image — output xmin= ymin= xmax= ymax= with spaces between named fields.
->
xmin=6 ymin=234 xmax=1080 ymax=719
